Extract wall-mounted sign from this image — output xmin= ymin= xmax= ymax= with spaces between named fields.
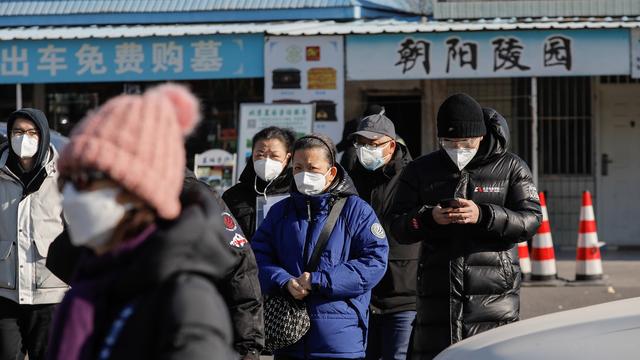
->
xmin=237 ymin=103 xmax=314 ymax=179
xmin=194 ymin=149 xmax=236 ymax=193
xmin=0 ymin=34 xmax=264 ymax=83
xmin=264 ymin=36 xmax=344 ymax=143
xmin=347 ymin=29 xmax=629 ymax=80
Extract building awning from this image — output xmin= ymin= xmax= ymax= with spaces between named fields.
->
xmin=1 ymin=18 xmax=640 ymax=40
xmin=0 ymin=1 xmax=426 ymax=27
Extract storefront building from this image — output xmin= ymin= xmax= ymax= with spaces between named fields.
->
xmin=0 ymin=1 xmax=422 ymax=166
xmin=1 ymin=1 xmax=640 ymax=248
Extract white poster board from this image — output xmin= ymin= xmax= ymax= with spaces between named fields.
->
xmin=255 ymin=194 xmax=290 ymax=229
xmin=194 ymin=149 xmax=236 ymax=193
xmin=264 ymin=35 xmax=345 ymax=143
xmin=237 ymin=103 xmax=314 ymax=179
xmin=632 ymin=29 xmax=640 ymax=79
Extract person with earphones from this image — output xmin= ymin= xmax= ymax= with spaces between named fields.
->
xmin=223 ymin=127 xmax=296 ymax=241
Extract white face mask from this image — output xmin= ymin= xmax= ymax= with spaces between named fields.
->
xmin=61 ymin=184 xmax=132 ymax=250
xmin=294 ymin=169 xmax=331 ymax=196
xmin=254 ymin=157 xmax=284 ymax=182
xmin=11 ymin=135 xmax=38 ymax=159
xmin=443 ymin=146 xmax=478 ymax=171
xmin=356 ymin=143 xmax=391 ymax=171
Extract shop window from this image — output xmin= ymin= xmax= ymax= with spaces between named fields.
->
xmin=47 ymin=92 xmax=100 ymax=135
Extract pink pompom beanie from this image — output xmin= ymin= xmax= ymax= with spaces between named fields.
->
xmin=57 ymin=83 xmax=200 ymax=220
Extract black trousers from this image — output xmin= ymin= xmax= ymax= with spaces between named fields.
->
xmin=0 ymin=297 xmax=55 ymax=360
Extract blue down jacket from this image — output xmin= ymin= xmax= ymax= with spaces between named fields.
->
xmin=252 ymin=166 xmax=389 ymax=359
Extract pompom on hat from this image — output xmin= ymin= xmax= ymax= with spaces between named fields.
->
xmin=57 ymin=83 xmax=200 ymax=220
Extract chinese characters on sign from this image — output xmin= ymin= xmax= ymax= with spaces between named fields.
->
xmin=543 ymin=35 xmax=572 ymax=71
xmin=347 ymin=29 xmax=629 ymax=80
xmin=395 ymin=35 xmax=567 ymax=75
xmin=0 ymin=34 xmax=263 ymax=83
xmin=492 ymin=37 xmax=530 ymax=71
xmin=446 ymin=37 xmax=477 ymax=72
xmin=395 ymin=38 xmax=430 ymax=74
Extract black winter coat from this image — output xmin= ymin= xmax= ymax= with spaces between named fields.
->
xmin=348 ymin=143 xmax=420 ymax=314
xmin=389 ymin=108 xmax=542 ymax=360
xmin=222 ymin=161 xmax=292 ymax=240
xmin=183 ymin=171 xmax=265 ymax=360
xmin=48 ymin=172 xmax=265 ymax=360
xmin=47 ymin=186 xmax=238 ymax=360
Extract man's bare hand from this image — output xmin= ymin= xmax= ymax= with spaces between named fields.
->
xmin=447 ymin=199 xmax=480 ymax=224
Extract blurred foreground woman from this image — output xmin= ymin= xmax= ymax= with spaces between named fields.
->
xmin=46 ymin=84 xmax=237 ymax=360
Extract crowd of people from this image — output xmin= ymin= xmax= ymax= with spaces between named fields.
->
xmin=0 ymin=84 xmax=541 ymax=360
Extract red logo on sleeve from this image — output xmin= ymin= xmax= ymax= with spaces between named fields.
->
xmin=221 ymin=212 xmax=237 ymax=232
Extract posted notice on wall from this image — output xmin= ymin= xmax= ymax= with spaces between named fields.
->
xmin=237 ymin=103 xmax=314 ymax=179
xmin=632 ymin=29 xmax=640 ymax=79
xmin=264 ymin=35 xmax=345 ymax=143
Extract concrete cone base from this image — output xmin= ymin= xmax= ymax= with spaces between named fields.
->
xmin=566 ymin=275 xmax=608 ymax=287
xmin=522 ymin=277 xmax=567 ymax=287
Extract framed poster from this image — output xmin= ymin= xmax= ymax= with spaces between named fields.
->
xmin=237 ymin=103 xmax=314 ymax=179
xmin=194 ymin=149 xmax=236 ymax=193
xmin=264 ymin=36 xmax=344 ymax=143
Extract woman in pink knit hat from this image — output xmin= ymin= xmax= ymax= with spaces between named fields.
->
xmin=46 ymin=84 xmax=237 ymax=360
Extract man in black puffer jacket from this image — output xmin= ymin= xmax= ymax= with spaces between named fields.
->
xmin=389 ymin=94 xmax=542 ymax=360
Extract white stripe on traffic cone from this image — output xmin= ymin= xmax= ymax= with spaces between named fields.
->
xmin=517 ymin=241 xmax=531 ymax=281
xmin=575 ymin=191 xmax=603 ymax=281
xmin=531 ymin=192 xmax=558 ymax=281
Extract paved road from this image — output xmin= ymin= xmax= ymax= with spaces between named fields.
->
xmin=261 ymin=250 xmax=640 ymax=359
xmin=521 ymin=250 xmax=640 ymax=319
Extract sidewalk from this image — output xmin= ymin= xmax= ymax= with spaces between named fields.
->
xmin=521 ymin=250 xmax=640 ymax=319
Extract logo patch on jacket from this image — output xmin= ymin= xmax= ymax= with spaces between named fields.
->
xmin=474 ymin=186 xmax=503 ymax=193
xmin=221 ymin=212 xmax=237 ymax=232
xmin=526 ymin=184 xmax=540 ymax=201
xmin=370 ymin=223 xmax=386 ymax=239
xmin=229 ymin=233 xmax=248 ymax=248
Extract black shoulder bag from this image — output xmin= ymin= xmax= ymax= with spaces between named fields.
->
xmin=263 ymin=197 xmax=347 ymax=353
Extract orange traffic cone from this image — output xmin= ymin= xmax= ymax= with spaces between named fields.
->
xmin=517 ymin=241 xmax=531 ymax=282
xmin=527 ymin=192 xmax=565 ymax=286
xmin=574 ymin=191 xmax=605 ymax=284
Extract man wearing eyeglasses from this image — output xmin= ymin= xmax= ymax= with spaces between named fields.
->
xmin=345 ymin=112 xmax=419 ymax=360
xmin=0 ymin=108 xmax=67 ymax=360
xmin=389 ymin=94 xmax=542 ymax=360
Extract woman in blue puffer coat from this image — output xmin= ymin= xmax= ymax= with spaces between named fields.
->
xmin=252 ymin=134 xmax=389 ymax=360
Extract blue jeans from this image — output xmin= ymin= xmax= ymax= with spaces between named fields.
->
xmin=365 ymin=310 xmax=416 ymax=360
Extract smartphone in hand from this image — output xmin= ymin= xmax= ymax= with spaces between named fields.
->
xmin=438 ymin=198 xmax=461 ymax=209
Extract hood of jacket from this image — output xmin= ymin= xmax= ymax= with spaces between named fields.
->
xmin=238 ymin=158 xmax=293 ymax=196
xmin=469 ymin=107 xmax=510 ymax=167
xmin=7 ymin=108 xmax=51 ymax=169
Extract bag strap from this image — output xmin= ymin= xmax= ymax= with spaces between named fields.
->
xmin=305 ymin=197 xmax=347 ymax=272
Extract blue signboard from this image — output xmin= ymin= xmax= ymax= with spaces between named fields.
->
xmin=347 ymin=29 xmax=630 ymax=80
xmin=0 ymin=34 xmax=264 ymax=83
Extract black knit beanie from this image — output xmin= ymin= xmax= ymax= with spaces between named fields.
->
xmin=437 ymin=93 xmax=486 ymax=138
